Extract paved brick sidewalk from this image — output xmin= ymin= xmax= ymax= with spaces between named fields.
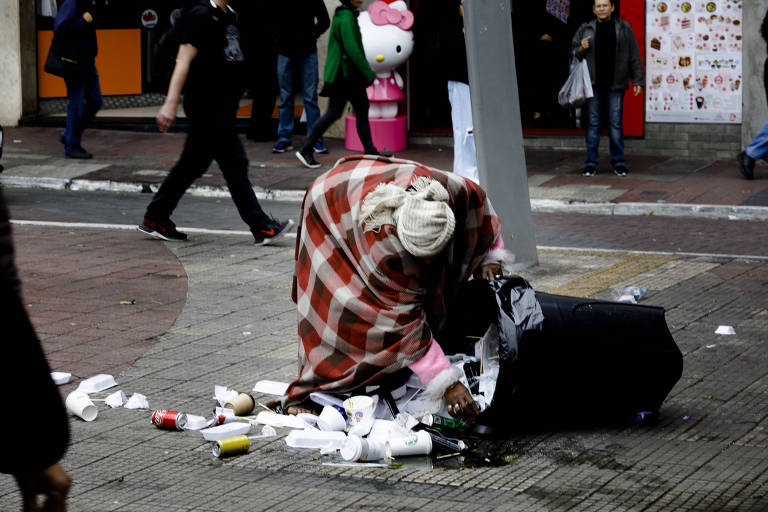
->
xmin=1 ymin=223 xmax=766 ymax=511
xmin=2 ymin=127 xmax=768 ymax=214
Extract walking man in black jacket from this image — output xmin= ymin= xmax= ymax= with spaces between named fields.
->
xmin=271 ymin=0 xmax=330 ymax=154
xmin=138 ymin=0 xmax=293 ymax=244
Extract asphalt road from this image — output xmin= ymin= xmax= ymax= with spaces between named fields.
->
xmin=4 ymin=187 xmax=768 ymax=258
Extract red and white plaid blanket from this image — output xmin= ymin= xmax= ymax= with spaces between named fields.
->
xmin=280 ymin=156 xmax=501 ymax=407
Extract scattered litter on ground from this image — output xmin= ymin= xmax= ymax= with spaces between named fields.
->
xmin=77 ymin=374 xmax=117 ymax=394
xmin=125 ymin=393 xmax=148 ymax=409
xmin=105 ymin=390 xmax=127 ymax=408
xmin=50 ymin=372 xmax=71 ymax=385
xmin=119 ymin=300 xmax=136 ymax=305
xmin=705 ymin=344 xmax=717 ymax=349
xmin=683 ymin=415 xmax=691 ymax=421
xmin=714 ymin=325 xmax=735 ymax=335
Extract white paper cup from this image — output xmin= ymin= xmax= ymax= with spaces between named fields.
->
xmin=341 ymin=435 xmax=386 ymax=462
xmin=316 ymin=405 xmax=347 ymax=431
xmin=343 ymin=396 xmax=375 ymax=426
xmin=65 ymin=391 xmax=98 ymax=422
xmin=385 ymin=431 xmax=432 ymax=458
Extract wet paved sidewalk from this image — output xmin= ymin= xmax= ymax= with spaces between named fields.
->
xmin=0 ymin=221 xmax=766 ymax=511
xmin=2 ymin=126 xmax=768 ymax=219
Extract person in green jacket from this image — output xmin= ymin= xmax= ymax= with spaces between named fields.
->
xmin=296 ymin=0 xmax=378 ymax=168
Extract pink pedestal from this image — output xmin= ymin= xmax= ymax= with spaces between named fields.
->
xmin=345 ymin=114 xmax=407 ymax=153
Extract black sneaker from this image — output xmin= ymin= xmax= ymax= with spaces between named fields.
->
xmin=65 ymin=146 xmax=93 ymax=159
xmin=582 ymin=165 xmax=597 ymax=177
xmin=137 ymin=218 xmax=188 ymax=241
xmin=254 ymin=218 xmax=295 ymax=246
xmin=296 ymin=150 xmax=321 ymax=169
xmin=738 ymin=151 xmax=755 ymax=180
xmin=613 ymin=165 xmax=628 ymax=177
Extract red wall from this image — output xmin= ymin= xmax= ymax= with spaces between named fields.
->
xmin=621 ymin=1 xmax=645 ymax=137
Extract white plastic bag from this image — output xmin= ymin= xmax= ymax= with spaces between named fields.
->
xmin=558 ymin=58 xmax=593 ymax=108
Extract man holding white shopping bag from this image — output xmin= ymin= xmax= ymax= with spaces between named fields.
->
xmin=571 ymin=0 xmax=643 ymax=177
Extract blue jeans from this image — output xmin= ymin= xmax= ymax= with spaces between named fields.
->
xmin=585 ymin=88 xmax=625 ymax=168
xmin=277 ymin=53 xmax=320 ymax=144
xmin=746 ymin=120 xmax=768 ymax=161
xmin=62 ymin=64 xmax=102 ymax=152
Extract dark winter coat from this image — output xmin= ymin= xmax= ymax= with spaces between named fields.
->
xmin=571 ymin=17 xmax=644 ymax=90
xmin=53 ymin=0 xmax=98 ymax=62
xmin=0 ymin=190 xmax=69 ymax=475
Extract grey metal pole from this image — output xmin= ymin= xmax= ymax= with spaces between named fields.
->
xmin=462 ymin=0 xmax=538 ymax=269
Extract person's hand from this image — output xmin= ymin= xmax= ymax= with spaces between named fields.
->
xmin=444 ymin=381 xmax=479 ymax=418
xmin=633 ymin=85 xmax=643 ymax=97
xmin=479 ymin=263 xmax=502 ymax=281
xmin=15 ymin=462 xmax=71 ymax=512
xmin=83 ymin=12 xmax=93 ymax=23
xmin=579 ymin=36 xmax=591 ymax=52
xmin=540 ymin=33 xmax=553 ymax=42
xmin=156 ymin=102 xmax=177 ymax=133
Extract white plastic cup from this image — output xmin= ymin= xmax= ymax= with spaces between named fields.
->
xmin=65 ymin=391 xmax=98 ymax=422
xmin=385 ymin=431 xmax=432 ymax=458
xmin=343 ymin=396 xmax=375 ymax=426
xmin=316 ymin=405 xmax=347 ymax=431
xmin=341 ymin=435 xmax=386 ymax=462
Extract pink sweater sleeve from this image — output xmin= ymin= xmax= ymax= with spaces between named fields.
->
xmin=492 ymin=235 xmax=504 ymax=250
xmin=408 ymin=339 xmax=450 ymax=385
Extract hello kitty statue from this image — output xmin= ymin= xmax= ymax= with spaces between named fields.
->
xmin=344 ymin=0 xmax=414 ymax=153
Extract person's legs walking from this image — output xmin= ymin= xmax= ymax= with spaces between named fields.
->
xmin=212 ymin=124 xmax=270 ymax=232
xmin=296 ymin=94 xmax=347 ymax=168
xmin=300 ymin=53 xmax=325 ymax=152
xmin=63 ymin=77 xmax=86 ymax=155
xmin=347 ymin=87 xmax=378 ymax=155
xmin=583 ymin=89 xmax=602 ymax=175
xmin=607 ymin=90 xmax=626 ymax=174
xmin=274 ymin=55 xmax=296 ymax=152
xmin=82 ymin=66 xmax=103 ymax=128
xmin=739 ymin=120 xmax=768 ymax=179
xmin=141 ymin=122 xmax=213 ymax=240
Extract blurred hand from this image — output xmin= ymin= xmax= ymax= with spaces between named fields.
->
xmin=156 ymin=102 xmax=177 ymax=133
xmin=83 ymin=12 xmax=93 ymax=23
xmin=15 ymin=463 xmax=71 ymax=512
xmin=540 ymin=33 xmax=553 ymax=42
xmin=580 ymin=36 xmax=591 ymax=52
xmin=479 ymin=263 xmax=502 ymax=281
xmin=444 ymin=381 xmax=479 ymax=418
xmin=633 ymin=85 xmax=643 ymax=97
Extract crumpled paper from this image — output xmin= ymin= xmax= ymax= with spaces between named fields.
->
xmin=125 ymin=393 xmax=148 ymax=409
xmin=105 ymin=390 xmax=127 ymax=408
xmin=214 ymin=385 xmax=239 ymax=408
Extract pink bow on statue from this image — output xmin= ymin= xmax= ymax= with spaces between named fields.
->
xmin=369 ymin=1 xmax=414 ymax=31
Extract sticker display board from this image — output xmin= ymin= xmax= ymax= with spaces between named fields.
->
xmin=646 ymin=0 xmax=742 ymax=123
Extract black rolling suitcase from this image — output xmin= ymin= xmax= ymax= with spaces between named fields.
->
xmin=440 ymin=278 xmax=683 ymax=433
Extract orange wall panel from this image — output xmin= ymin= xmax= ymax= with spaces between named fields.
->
xmin=38 ymin=29 xmax=142 ymax=98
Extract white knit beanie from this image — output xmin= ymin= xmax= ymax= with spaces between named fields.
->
xmin=361 ymin=177 xmax=456 ymax=258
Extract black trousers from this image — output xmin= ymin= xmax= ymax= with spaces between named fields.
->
xmin=301 ymin=84 xmax=377 ymax=155
xmin=145 ymin=108 xmax=269 ymax=237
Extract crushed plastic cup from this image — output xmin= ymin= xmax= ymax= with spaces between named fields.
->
xmin=50 ymin=372 xmax=71 ymax=385
xmin=341 ymin=435 xmax=386 ymax=462
xmin=253 ymin=411 xmax=309 ymax=429
xmin=343 ymin=396 xmax=376 ymax=426
xmin=76 ymin=374 xmax=117 ymax=394
xmin=65 ymin=391 xmax=98 ymax=421
xmin=386 ymin=431 xmax=433 ymax=458
xmin=184 ymin=414 xmax=210 ymax=430
xmin=284 ymin=429 xmax=346 ymax=450
xmin=200 ymin=422 xmax=251 ymax=441
xmin=715 ymin=325 xmax=735 ymax=335
xmin=317 ymin=405 xmax=347 ymax=431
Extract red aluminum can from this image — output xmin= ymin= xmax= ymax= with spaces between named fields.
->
xmin=151 ymin=409 xmax=188 ymax=430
